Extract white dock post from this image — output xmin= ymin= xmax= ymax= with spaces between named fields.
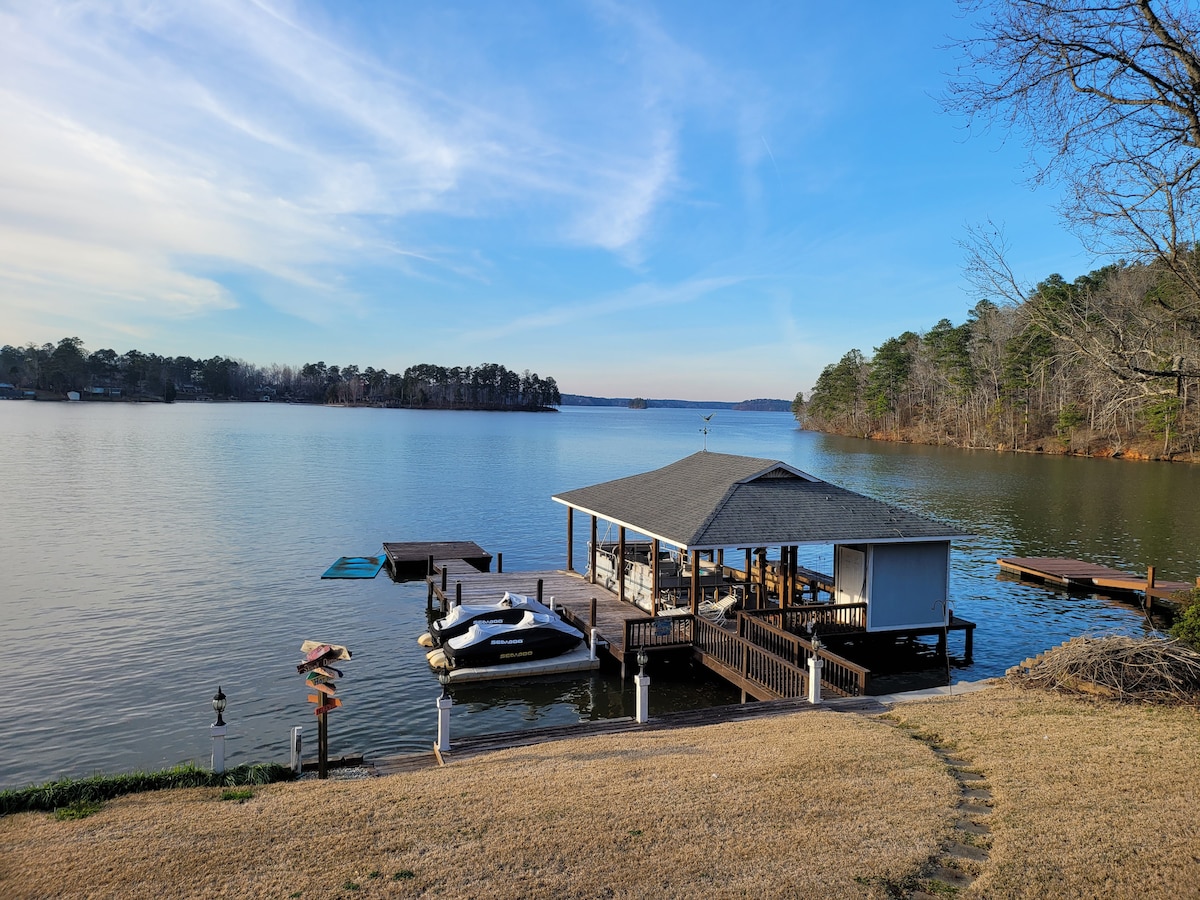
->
xmin=589 ymin=628 xmax=599 ymax=660
xmin=436 ymin=696 xmax=452 ymax=752
xmin=289 ymin=726 xmax=303 ymax=774
xmin=808 ymin=638 xmax=824 ymax=705
xmin=634 ymin=648 xmax=650 ymax=724
xmin=435 ymin=669 xmax=452 ymax=753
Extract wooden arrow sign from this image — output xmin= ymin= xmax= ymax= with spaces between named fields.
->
xmin=300 ymin=640 xmax=351 ymax=661
xmin=312 ymin=681 xmax=336 ymax=696
xmin=310 ymin=665 xmax=342 ymax=679
xmin=306 ymin=671 xmax=335 ymax=685
xmin=297 ymin=650 xmax=338 ymax=674
xmin=314 ymin=699 xmax=342 ymax=716
xmin=307 ymin=694 xmax=321 ymax=704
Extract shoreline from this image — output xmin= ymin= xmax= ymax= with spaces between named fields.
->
xmin=799 ymin=423 xmax=1200 ymax=465
xmin=4 ymin=683 xmax=1196 ymax=899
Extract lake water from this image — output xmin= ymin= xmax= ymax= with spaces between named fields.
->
xmin=1 ymin=402 xmax=1195 ymax=789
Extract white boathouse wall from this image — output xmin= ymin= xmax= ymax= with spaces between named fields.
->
xmin=835 ymin=541 xmax=950 ymax=632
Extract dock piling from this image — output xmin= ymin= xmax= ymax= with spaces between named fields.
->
xmin=498 ymin=552 xmax=503 ymax=574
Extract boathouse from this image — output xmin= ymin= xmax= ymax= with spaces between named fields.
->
xmin=553 ymin=451 xmax=969 ymax=635
xmin=407 ymin=451 xmax=974 ymax=700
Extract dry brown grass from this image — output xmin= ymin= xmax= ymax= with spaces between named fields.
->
xmin=892 ymin=683 xmax=1200 ymax=900
xmin=6 ymin=686 xmax=1197 ymax=899
xmin=0 ymin=713 xmax=955 ymax=900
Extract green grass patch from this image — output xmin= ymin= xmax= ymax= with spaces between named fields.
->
xmin=393 ymin=870 xmax=415 ymax=881
xmin=220 ymin=788 xmax=254 ymax=802
xmin=53 ymin=799 xmax=104 ymax=821
xmin=1 ymin=762 xmax=294 ymax=817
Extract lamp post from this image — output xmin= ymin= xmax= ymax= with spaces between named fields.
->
xmin=435 ymin=668 xmax=452 ymax=753
xmin=211 ymin=686 xmax=228 ymax=774
xmin=807 ymin=636 xmax=824 ymax=706
xmin=634 ymin=648 xmax=650 ymax=724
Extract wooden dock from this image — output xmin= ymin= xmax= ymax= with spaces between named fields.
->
xmin=997 ymin=557 xmax=1194 ymax=607
xmin=383 ymin=541 xmax=492 ymax=581
xmin=404 ymin=541 xmax=970 ymax=703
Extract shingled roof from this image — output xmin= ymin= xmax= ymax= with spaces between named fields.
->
xmin=552 ymin=451 xmax=968 ymax=550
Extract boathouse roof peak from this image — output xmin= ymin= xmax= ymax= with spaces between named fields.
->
xmin=552 ymin=450 xmax=967 ymax=550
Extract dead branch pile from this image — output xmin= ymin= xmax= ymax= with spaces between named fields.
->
xmin=1007 ymin=635 xmax=1200 ymax=705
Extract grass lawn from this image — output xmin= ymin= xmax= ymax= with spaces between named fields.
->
xmin=2 ymin=684 xmax=1196 ymax=899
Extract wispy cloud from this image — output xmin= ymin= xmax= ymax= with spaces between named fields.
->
xmin=460 ymin=274 xmax=747 ymax=343
xmin=0 ymin=0 xmax=749 ymax=337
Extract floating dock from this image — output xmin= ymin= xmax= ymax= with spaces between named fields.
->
xmin=383 ymin=541 xmax=492 ymax=582
xmin=998 ymin=557 xmax=1194 ymax=608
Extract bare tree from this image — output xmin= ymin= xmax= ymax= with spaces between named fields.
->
xmin=946 ymin=1 xmax=1200 ymax=317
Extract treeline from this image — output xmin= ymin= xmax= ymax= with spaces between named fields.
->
xmin=0 ymin=340 xmax=559 ymax=410
xmin=800 ymin=259 xmax=1199 ymax=460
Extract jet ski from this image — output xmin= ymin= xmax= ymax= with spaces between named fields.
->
xmin=435 ymin=611 xmax=583 ymax=669
xmin=421 ymin=591 xmax=553 ymax=647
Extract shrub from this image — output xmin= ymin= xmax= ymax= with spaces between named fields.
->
xmin=1170 ymin=589 xmax=1200 ymax=649
xmin=0 ymin=762 xmax=293 ymax=817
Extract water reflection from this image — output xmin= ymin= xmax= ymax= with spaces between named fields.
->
xmin=0 ymin=403 xmax=1193 ymax=787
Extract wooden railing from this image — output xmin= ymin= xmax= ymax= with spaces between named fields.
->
xmin=693 ymin=617 xmax=809 ymax=700
xmin=742 ymin=602 xmax=868 ymax=634
xmin=622 ymin=608 xmax=870 ymax=698
xmin=820 ymin=650 xmax=871 ymax=698
xmin=739 ymin=614 xmax=809 ymax=667
xmin=624 ymin=614 xmax=693 ymax=651
xmin=722 ymin=564 xmax=834 ymax=602
xmin=736 ymin=611 xmax=870 ymax=697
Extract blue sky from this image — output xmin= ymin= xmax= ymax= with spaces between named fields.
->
xmin=0 ymin=1 xmax=1093 ymax=400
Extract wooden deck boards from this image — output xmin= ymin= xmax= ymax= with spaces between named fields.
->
xmin=998 ymin=556 xmax=1191 ymax=596
xmin=384 ymin=541 xmax=492 ymax=581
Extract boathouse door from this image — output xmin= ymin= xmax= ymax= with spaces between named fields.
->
xmin=834 ymin=546 xmax=867 ymax=606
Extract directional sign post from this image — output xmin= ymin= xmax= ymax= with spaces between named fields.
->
xmin=298 ymin=640 xmax=351 ymax=779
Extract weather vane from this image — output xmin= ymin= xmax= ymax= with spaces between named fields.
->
xmin=700 ymin=413 xmax=714 ymax=450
